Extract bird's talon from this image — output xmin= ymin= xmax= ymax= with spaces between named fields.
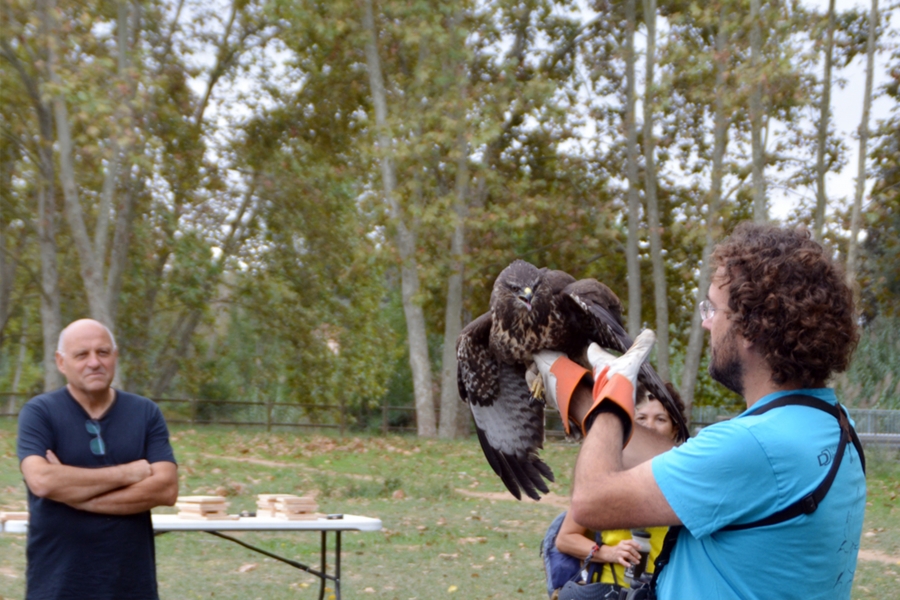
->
xmin=529 ymin=373 xmax=545 ymax=402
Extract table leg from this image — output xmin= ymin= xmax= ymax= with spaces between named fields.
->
xmin=319 ymin=531 xmax=327 ymax=600
xmin=335 ymin=531 xmax=342 ymax=599
xmin=316 ymin=530 xmax=342 ymax=600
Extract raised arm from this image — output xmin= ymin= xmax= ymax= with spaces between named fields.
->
xmin=69 ymin=461 xmax=178 ymax=515
xmin=566 ymin=334 xmax=681 ymax=532
xmin=21 ymin=452 xmax=152 ymax=504
xmin=570 ymin=404 xmax=680 ymax=532
xmin=533 ymin=333 xmax=681 ymax=532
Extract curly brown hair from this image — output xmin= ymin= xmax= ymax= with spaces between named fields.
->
xmin=711 ymin=222 xmax=859 ymax=388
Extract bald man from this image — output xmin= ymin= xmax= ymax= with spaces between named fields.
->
xmin=17 ymin=319 xmax=178 ymax=600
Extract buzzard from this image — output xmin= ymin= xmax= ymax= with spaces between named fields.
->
xmin=457 ymin=259 xmax=688 ymax=500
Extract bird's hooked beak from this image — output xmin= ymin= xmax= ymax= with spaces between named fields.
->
xmin=518 ymin=287 xmax=534 ymax=311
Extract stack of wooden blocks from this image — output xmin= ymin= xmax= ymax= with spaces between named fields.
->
xmin=0 ymin=511 xmax=28 ymax=524
xmin=256 ymin=494 xmax=320 ymax=520
xmin=175 ymin=495 xmax=235 ymax=520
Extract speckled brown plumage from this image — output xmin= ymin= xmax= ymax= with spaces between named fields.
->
xmin=457 ymin=260 xmax=687 ymax=501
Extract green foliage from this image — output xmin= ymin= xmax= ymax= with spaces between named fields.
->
xmin=865 ymin=49 xmax=900 ymax=319
xmin=834 ymin=316 xmax=900 ymax=409
xmin=1 ymin=0 xmax=898 ymax=420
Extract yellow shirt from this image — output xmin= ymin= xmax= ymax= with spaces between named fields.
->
xmin=591 ymin=527 xmax=668 ymax=587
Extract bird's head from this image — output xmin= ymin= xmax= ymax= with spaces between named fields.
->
xmin=491 ymin=260 xmax=545 ymax=317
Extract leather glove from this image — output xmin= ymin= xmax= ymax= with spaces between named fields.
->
xmin=583 ymin=329 xmax=656 ymax=445
xmin=528 ymin=350 xmax=590 ymax=436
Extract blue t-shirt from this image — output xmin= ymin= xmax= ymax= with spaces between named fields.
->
xmin=652 ymin=389 xmax=866 ymax=600
xmin=17 ymin=387 xmax=177 ymax=600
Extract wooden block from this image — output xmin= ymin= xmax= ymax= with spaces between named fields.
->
xmin=257 ymin=494 xmax=300 ymax=502
xmin=275 ymin=512 xmax=324 ymax=520
xmin=275 ymin=502 xmax=318 ymax=512
xmin=276 ymin=496 xmax=316 ymax=506
xmin=277 ymin=500 xmax=317 ymax=508
xmin=176 ymin=503 xmax=229 ymax=514
xmin=177 ymin=495 xmax=228 ymax=503
xmin=177 ymin=512 xmax=238 ymax=520
xmin=176 ymin=498 xmax=227 ymax=506
xmin=0 ymin=511 xmax=29 ymax=522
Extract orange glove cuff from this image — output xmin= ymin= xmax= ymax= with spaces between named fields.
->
xmin=582 ymin=369 xmax=636 ymax=444
xmin=549 ymin=357 xmax=591 ymax=435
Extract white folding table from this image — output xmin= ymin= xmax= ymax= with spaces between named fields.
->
xmin=3 ymin=513 xmax=382 ymax=600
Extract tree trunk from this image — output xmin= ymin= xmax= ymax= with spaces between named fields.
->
xmin=43 ymin=0 xmax=111 ymax=327
xmin=142 ymin=1 xmax=257 ymax=396
xmin=625 ymin=0 xmax=642 ymax=338
xmin=149 ymin=184 xmax=257 ymax=397
xmin=0 ymin=226 xmax=26 ymax=349
xmin=847 ymin=0 xmax=878 ymax=291
xmin=106 ymin=172 xmax=138 ymax=328
xmin=814 ymin=0 xmax=836 ymax=240
xmin=642 ymin=0 xmax=669 ymax=381
xmin=4 ymin=4 xmax=64 ymax=389
xmin=362 ymin=0 xmax=436 ymax=437
xmin=51 ymin=96 xmax=113 ymax=325
xmin=749 ymin=0 xmax=767 ymax=222
xmin=37 ymin=162 xmax=63 ymax=391
xmin=0 ymin=143 xmax=19 ymax=346
xmin=680 ymin=7 xmax=730 ymax=425
xmin=34 ymin=1 xmax=64 ymax=390
xmin=9 ymin=307 xmax=30 ymax=413
xmin=93 ymin=1 xmax=133 ymax=278
xmin=439 ymin=132 xmax=470 ymax=439
xmin=43 ymin=0 xmax=141 ymax=333
xmin=0 ymin=224 xmax=7 ymax=344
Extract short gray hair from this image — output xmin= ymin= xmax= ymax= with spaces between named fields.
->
xmin=57 ymin=320 xmax=118 ymax=355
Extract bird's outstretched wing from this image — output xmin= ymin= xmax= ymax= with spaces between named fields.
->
xmin=457 ymin=313 xmax=554 ymax=501
xmin=562 ymin=280 xmax=690 ymax=442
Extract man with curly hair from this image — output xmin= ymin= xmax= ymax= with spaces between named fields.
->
xmin=537 ymin=222 xmax=866 ymax=600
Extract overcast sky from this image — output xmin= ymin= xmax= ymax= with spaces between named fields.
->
xmin=770 ymin=0 xmax=895 ymax=221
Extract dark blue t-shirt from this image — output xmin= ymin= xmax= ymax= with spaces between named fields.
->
xmin=17 ymin=387 xmax=177 ymax=600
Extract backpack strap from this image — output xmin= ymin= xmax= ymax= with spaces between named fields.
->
xmin=721 ymin=395 xmax=865 ymax=531
xmin=646 ymin=394 xmax=865 ymax=597
xmin=647 ymin=525 xmax=682 ymax=598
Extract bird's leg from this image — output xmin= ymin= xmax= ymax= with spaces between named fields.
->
xmin=525 ymin=362 xmax=545 ymax=403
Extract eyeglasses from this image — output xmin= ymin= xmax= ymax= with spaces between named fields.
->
xmin=85 ymin=419 xmax=106 ymax=456
xmin=699 ymin=300 xmax=719 ymax=321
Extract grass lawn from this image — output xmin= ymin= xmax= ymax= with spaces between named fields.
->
xmin=1 ymin=420 xmax=899 ymax=599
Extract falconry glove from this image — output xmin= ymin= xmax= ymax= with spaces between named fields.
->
xmin=585 ymin=329 xmax=657 ymax=445
xmin=529 ymin=351 xmax=591 ymax=436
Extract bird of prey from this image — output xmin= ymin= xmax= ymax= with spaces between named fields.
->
xmin=456 ymin=259 xmax=688 ymax=501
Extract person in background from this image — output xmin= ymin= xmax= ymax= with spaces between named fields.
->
xmin=552 ymin=388 xmax=686 ymax=600
xmin=17 ymin=319 xmax=179 ymax=600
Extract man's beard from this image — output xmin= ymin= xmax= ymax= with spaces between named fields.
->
xmin=709 ymin=326 xmax=744 ymax=396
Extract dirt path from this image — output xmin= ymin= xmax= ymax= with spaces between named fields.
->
xmin=201 ymin=453 xmax=377 ymax=480
xmin=453 ymin=488 xmax=571 ymax=508
xmin=857 ymin=549 xmax=900 ymax=564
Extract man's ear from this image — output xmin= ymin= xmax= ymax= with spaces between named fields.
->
xmin=55 ymin=351 xmax=65 ymax=373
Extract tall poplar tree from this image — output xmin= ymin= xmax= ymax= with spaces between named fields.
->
xmin=847 ymin=0 xmax=879 ymax=291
